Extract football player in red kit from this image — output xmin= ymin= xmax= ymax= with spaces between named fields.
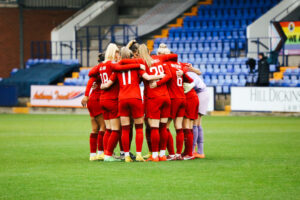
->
xmin=81 ymin=53 xmax=105 ymax=161
xmin=102 ymin=47 xmax=164 ymax=162
xmin=156 ymin=44 xmax=194 ymax=161
xmin=138 ymin=44 xmax=172 ymax=162
xmin=88 ymin=43 xmax=122 ymax=162
xmin=181 ymin=63 xmax=200 ymax=160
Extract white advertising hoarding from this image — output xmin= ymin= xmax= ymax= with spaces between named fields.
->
xmin=31 ymin=85 xmax=85 ymax=107
xmin=30 ymin=85 xmax=215 ymax=110
xmin=231 ymin=87 xmax=300 ymax=112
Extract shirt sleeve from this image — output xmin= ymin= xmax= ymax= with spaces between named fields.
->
xmin=109 ymin=72 xmax=117 ymax=82
xmin=84 ymin=77 xmax=96 ymax=96
xmin=120 ymin=58 xmax=144 ymax=64
xmin=156 ymin=63 xmax=172 ymax=86
xmin=112 ymin=63 xmax=141 ymax=71
xmin=88 ymin=65 xmax=99 ymax=77
xmin=183 ymin=73 xmax=194 ymax=83
xmin=138 ymin=69 xmax=146 ymax=76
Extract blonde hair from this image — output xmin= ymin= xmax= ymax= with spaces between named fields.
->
xmin=138 ymin=44 xmax=152 ymax=67
xmin=105 ymin=43 xmax=119 ymax=62
xmin=120 ymin=47 xmax=132 ymax=59
xmin=157 ymin=43 xmax=170 ymax=55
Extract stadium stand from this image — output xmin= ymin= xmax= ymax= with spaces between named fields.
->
xmin=150 ymin=0 xmax=285 ymax=93
xmin=0 ymin=61 xmax=79 ymax=97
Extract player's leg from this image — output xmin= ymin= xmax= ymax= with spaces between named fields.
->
xmin=144 ymin=119 xmax=152 ymax=159
xmin=196 ymin=114 xmax=205 ymax=158
xmin=120 ymin=116 xmax=132 ymax=162
xmin=192 ymin=116 xmax=199 ymax=156
xmin=89 ymin=116 xmax=100 ymax=161
xmin=95 ymin=114 xmax=105 ymax=160
xmin=148 ymin=118 xmax=160 ymax=162
xmin=182 ymin=117 xmax=190 ymax=158
xmin=104 ymin=100 xmax=121 ymax=162
xmin=134 ymin=117 xmax=145 ymax=162
xmin=158 ymin=97 xmax=171 ymax=161
xmin=159 ymin=118 xmax=168 ymax=161
xmin=166 ymin=118 xmax=176 ymax=161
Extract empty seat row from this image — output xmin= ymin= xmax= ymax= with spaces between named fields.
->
xmin=183 ymin=19 xmax=252 ymax=29
xmin=283 ymin=68 xmax=300 ymax=75
xmin=168 ymin=31 xmax=247 ymax=41
xmin=206 ymin=0 xmax=279 ymax=7
xmin=269 ymin=79 xmax=300 ymax=87
xmin=197 ymin=7 xmax=271 ymax=18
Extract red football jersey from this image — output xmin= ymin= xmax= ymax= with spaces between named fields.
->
xmin=165 ymin=61 xmax=185 ymax=99
xmin=99 ymin=61 xmax=119 ymax=100
xmin=115 ymin=69 xmax=145 ymax=100
xmin=144 ymin=58 xmax=171 ymax=98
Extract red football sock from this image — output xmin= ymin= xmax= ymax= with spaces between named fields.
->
xmin=121 ymin=125 xmax=130 ymax=153
xmin=129 ymin=124 xmax=133 ymax=149
xmin=151 ymin=127 xmax=160 ymax=152
xmin=146 ymin=123 xmax=152 ymax=152
xmin=176 ymin=129 xmax=184 ymax=154
xmin=188 ymin=129 xmax=194 ymax=156
xmin=97 ymin=131 xmax=105 ymax=151
xmin=119 ymin=128 xmax=124 ymax=152
xmin=135 ymin=124 xmax=144 ymax=152
xmin=103 ymin=129 xmax=111 ymax=153
xmin=159 ymin=123 xmax=168 ymax=151
xmin=106 ymin=130 xmax=120 ymax=156
xmin=167 ymin=129 xmax=175 ymax=155
xmin=183 ymin=129 xmax=189 ymax=156
xmin=89 ymin=133 xmax=98 ymax=153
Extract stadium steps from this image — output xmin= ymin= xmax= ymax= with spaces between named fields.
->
xmin=147 ymin=0 xmax=211 ymax=51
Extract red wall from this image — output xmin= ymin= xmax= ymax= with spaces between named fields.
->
xmin=0 ymin=8 xmax=76 ymax=78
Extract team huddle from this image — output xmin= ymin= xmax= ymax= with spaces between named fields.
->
xmin=81 ymin=40 xmax=209 ymax=162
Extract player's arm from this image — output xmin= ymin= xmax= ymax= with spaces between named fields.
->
xmin=119 ymin=58 xmax=144 ymax=65
xmin=183 ymin=82 xmax=195 ymax=93
xmin=82 ymin=77 xmax=96 ymax=107
xmin=112 ymin=63 xmax=143 ymax=71
xmin=101 ymin=73 xmax=117 ymax=90
xmin=183 ymin=63 xmax=201 ymax=75
xmin=156 ymin=54 xmax=178 ymax=62
xmin=183 ymin=73 xmax=194 ymax=83
xmin=140 ymin=70 xmax=165 ymax=81
xmin=155 ymin=63 xmax=172 ymax=86
xmin=88 ymin=65 xmax=100 ymax=77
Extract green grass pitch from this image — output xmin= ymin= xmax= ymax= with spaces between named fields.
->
xmin=0 ymin=114 xmax=299 ymax=200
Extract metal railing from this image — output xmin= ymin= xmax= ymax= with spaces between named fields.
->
xmin=30 ymin=40 xmax=83 ymax=62
xmin=75 ymin=24 xmax=138 ymax=66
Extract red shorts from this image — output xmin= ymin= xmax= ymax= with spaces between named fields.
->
xmin=170 ymin=98 xmax=186 ymax=119
xmin=143 ymin=97 xmax=148 ymax=118
xmin=119 ymin=98 xmax=144 ymax=118
xmin=185 ymin=96 xmax=199 ymax=120
xmin=87 ymin=93 xmax=102 ymax=117
xmin=146 ymin=96 xmax=171 ymax=119
xmin=100 ymin=99 xmax=119 ymax=120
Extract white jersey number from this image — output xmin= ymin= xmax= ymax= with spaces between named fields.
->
xmin=149 ymin=65 xmax=164 ymax=76
xmin=122 ymin=70 xmax=131 ymax=85
xmin=177 ymin=77 xmax=183 ymax=86
xmin=100 ymin=72 xmax=109 ymax=84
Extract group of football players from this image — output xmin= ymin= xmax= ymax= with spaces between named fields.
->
xmin=81 ymin=40 xmax=209 ymax=162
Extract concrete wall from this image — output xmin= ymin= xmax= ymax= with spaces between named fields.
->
xmin=0 ymin=8 xmax=76 ymax=78
xmin=247 ymin=0 xmax=299 ymax=58
xmin=51 ymin=1 xmax=116 ymax=60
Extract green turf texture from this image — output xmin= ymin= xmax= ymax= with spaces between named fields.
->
xmin=0 ymin=114 xmax=299 ymax=200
